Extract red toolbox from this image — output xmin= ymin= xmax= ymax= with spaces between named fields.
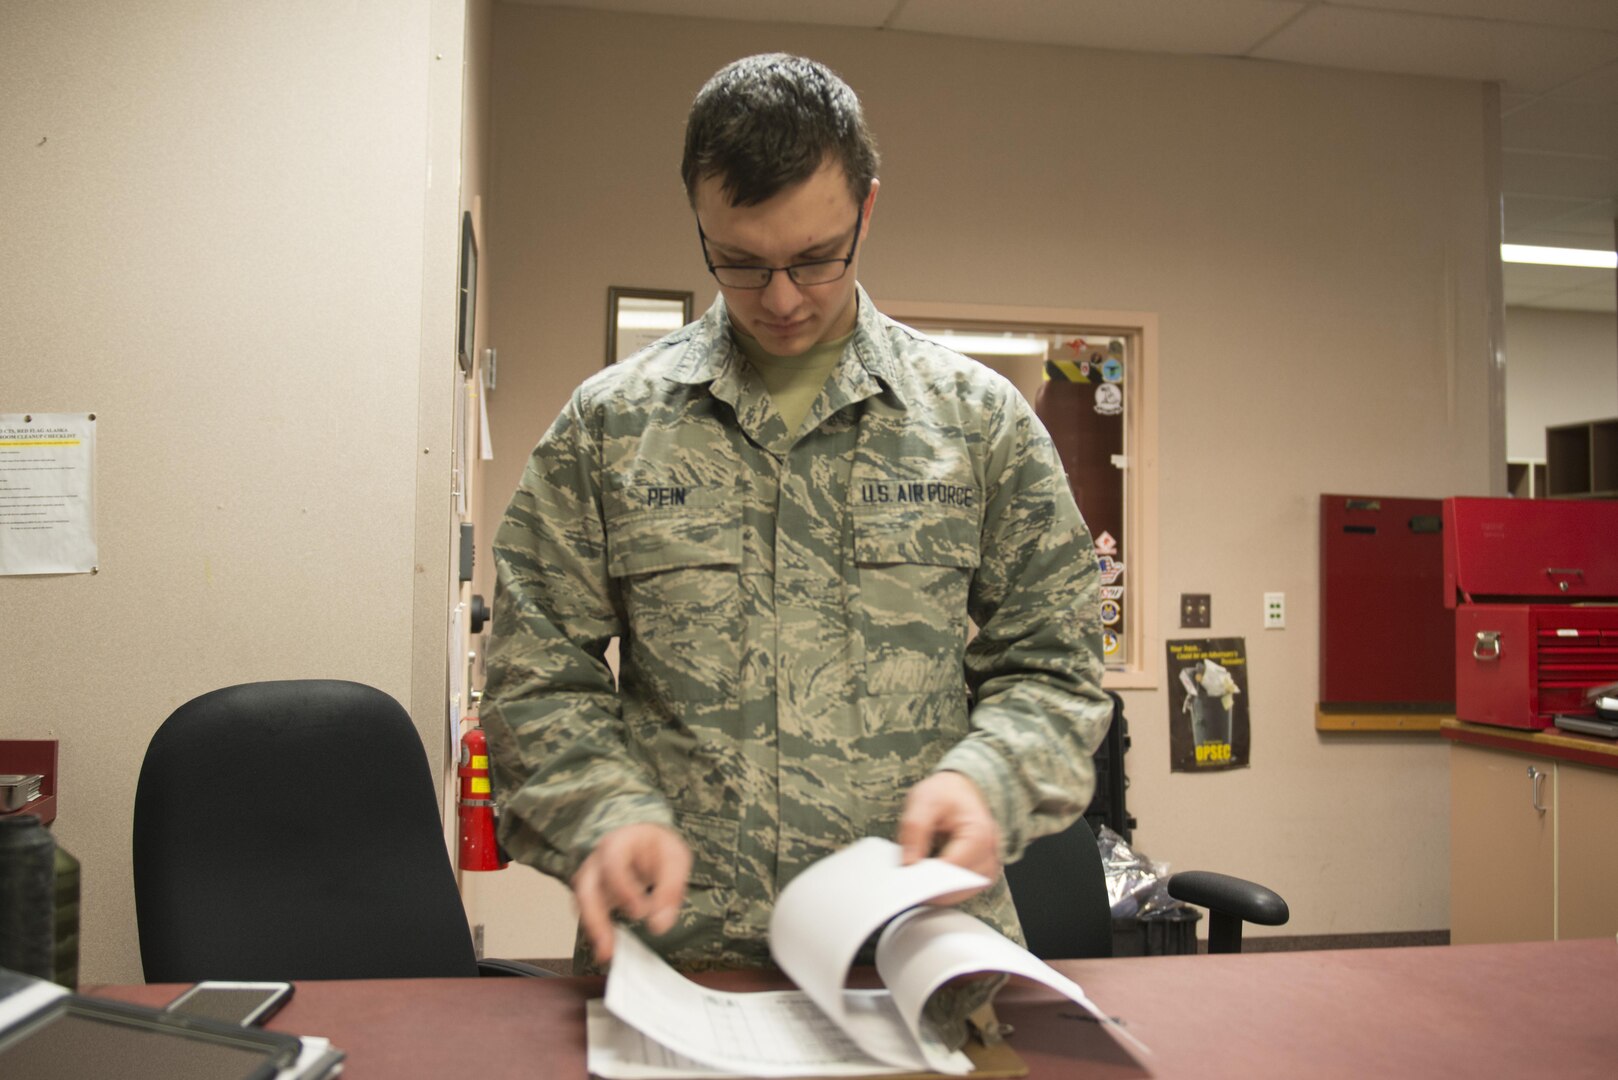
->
xmin=1443 ymin=497 xmax=1618 ymax=730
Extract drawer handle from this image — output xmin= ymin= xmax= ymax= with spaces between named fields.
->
xmin=1528 ymin=766 xmax=1547 ymax=813
xmin=1473 ymin=631 xmax=1502 ymax=661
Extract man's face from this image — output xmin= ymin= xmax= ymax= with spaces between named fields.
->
xmin=693 ymin=161 xmax=877 ymax=357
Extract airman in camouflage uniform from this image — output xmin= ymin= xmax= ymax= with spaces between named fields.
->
xmin=481 ymin=53 xmax=1110 ymax=976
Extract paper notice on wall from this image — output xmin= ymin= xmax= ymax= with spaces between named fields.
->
xmin=479 ymin=385 xmax=494 ymax=460
xmin=1166 ymin=637 xmax=1251 ymax=772
xmin=0 ymin=413 xmax=98 ymax=575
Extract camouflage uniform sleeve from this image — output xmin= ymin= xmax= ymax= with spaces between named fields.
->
xmin=480 ymin=390 xmax=675 ymax=883
xmin=935 ymin=388 xmax=1111 ymax=862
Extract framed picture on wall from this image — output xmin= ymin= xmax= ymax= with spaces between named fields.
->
xmin=457 ymin=212 xmax=477 ymax=372
xmin=606 ymin=286 xmax=693 ymax=365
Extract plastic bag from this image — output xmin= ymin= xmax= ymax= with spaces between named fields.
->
xmin=1096 ymin=825 xmax=1185 ymax=919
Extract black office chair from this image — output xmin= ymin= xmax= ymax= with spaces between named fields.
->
xmin=134 ymin=679 xmax=551 ymax=981
xmin=1003 ymin=812 xmax=1116 ymax=959
xmin=1006 ymin=815 xmax=1289 ymax=958
xmin=1005 ymin=694 xmax=1289 ymax=959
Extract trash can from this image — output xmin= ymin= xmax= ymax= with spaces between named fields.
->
xmin=1111 ymin=905 xmax=1201 ymax=957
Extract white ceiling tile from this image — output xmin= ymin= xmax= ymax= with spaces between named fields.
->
xmin=1507 ymin=224 xmax=1617 ymax=249
xmin=1502 ymin=96 xmax=1618 ymax=156
xmin=505 ymin=0 xmax=896 ymax=30
xmin=1503 ymin=193 xmax=1608 ymax=230
xmin=890 ymin=0 xmax=1303 ymax=54
xmin=1501 ymin=265 xmax=1559 ymax=299
xmin=1550 ymin=224 xmax=1618 ymax=246
xmin=1503 ymin=148 xmax=1618 ymax=200
xmin=1501 ymin=262 xmax=1614 ymax=312
xmin=1501 ymin=263 xmax=1550 ymax=289
xmin=1520 ymin=284 xmax=1617 ymax=311
xmin=1539 ymin=57 xmax=1618 ymax=99
xmin=1500 ymin=284 xmax=1549 ymax=306
xmin=1252 ymin=5 xmax=1618 ymax=94
xmin=1331 ymin=1 xmax=1618 ymax=34
xmin=1504 ymin=198 xmax=1618 ymax=247
xmin=1503 ymin=263 xmax=1614 ymax=291
xmin=1564 ymin=286 xmax=1617 ymax=312
xmin=1551 ymin=200 xmax=1618 ymax=236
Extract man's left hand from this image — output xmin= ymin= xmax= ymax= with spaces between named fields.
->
xmin=896 ymin=771 xmax=1001 ymax=905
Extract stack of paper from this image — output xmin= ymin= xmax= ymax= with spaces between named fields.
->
xmin=588 ymin=837 xmax=1148 ymax=1078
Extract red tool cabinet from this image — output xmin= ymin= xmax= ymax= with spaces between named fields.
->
xmin=1319 ymin=495 xmax=1454 ymax=711
xmin=1443 ymin=497 xmax=1618 ymax=730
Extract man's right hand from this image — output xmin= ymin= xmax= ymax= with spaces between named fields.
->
xmin=571 ymin=822 xmax=692 ymax=965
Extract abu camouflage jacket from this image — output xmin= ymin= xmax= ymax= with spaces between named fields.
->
xmin=482 ymin=286 xmax=1110 ymax=971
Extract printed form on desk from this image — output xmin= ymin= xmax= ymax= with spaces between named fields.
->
xmin=587 ymin=837 xmax=1150 ymax=1079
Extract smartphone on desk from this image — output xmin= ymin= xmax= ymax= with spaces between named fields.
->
xmin=165 ymin=981 xmax=294 ymax=1027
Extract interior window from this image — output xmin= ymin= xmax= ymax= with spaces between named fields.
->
xmin=899 ymin=316 xmax=1151 ymax=682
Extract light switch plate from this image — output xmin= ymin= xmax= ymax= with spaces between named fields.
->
xmin=1181 ymin=593 xmax=1211 ymax=628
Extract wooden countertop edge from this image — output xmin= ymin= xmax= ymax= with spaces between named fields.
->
xmin=1314 ymin=707 xmax=1446 ymax=732
xmin=1440 ymin=718 xmax=1618 ymax=767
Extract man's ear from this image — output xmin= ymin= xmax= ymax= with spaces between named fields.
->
xmin=860 ymin=178 xmax=880 ymax=236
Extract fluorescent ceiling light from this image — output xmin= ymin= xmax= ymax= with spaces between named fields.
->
xmin=1501 ymin=244 xmax=1617 ymax=269
xmin=923 ymin=332 xmax=1049 ymax=357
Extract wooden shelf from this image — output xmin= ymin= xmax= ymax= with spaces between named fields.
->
xmin=1507 ymin=460 xmax=1547 ymax=499
xmin=1315 ymin=707 xmax=1447 ymax=732
xmin=1545 ymin=417 xmax=1618 ymax=499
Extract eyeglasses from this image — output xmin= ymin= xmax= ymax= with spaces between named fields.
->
xmin=698 ymin=207 xmax=863 ymax=290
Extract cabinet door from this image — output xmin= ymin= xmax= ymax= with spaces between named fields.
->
xmin=1450 ymin=744 xmax=1554 ymax=944
xmin=1556 ymin=762 xmax=1618 ymax=939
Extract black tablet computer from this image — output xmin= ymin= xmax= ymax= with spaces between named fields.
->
xmin=0 ymin=992 xmax=303 ymax=1080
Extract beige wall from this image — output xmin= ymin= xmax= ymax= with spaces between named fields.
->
xmin=0 ymin=0 xmax=467 ymax=982
xmin=477 ymin=7 xmax=1500 ymax=951
xmin=1504 ymin=306 xmax=1618 ymax=463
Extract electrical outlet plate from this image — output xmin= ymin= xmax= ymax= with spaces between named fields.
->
xmin=1264 ymin=592 xmax=1286 ymax=629
xmin=1180 ymin=593 xmax=1211 ymax=628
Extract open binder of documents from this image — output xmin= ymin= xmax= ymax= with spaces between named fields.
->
xmin=588 ymin=837 xmax=1149 ymax=1078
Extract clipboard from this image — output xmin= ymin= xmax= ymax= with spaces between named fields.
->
xmin=878 ymin=1036 xmax=1029 ymax=1080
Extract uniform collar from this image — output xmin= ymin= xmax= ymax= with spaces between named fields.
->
xmin=666 ymin=285 xmax=909 ymax=410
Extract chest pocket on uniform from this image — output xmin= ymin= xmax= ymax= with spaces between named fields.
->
xmin=605 ymin=482 xmax=743 ymax=718
xmin=852 ymin=501 xmax=981 ymax=697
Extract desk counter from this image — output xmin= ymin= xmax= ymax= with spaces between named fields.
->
xmin=97 ymin=938 xmax=1616 ymax=1080
xmin=1441 ymin=717 xmax=1618 ymax=770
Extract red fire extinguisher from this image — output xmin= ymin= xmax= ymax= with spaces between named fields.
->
xmin=457 ymin=725 xmax=508 ymax=872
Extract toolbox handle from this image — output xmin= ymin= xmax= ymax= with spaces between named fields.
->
xmin=1545 ymin=568 xmax=1585 ymax=593
xmin=1473 ymin=630 xmax=1502 ymax=661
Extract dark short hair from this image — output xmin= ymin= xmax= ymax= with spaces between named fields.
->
xmin=682 ymin=53 xmax=879 ymax=209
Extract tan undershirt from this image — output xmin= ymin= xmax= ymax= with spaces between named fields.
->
xmin=733 ymin=328 xmax=854 ymax=436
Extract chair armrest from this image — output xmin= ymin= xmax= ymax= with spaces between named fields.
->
xmin=1167 ymin=871 xmax=1289 ymax=927
xmin=476 ymin=957 xmax=561 ymax=978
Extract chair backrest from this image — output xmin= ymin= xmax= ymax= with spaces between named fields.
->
xmin=1005 ymin=814 xmax=1115 ymax=959
xmin=134 ymin=679 xmax=479 ymax=981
